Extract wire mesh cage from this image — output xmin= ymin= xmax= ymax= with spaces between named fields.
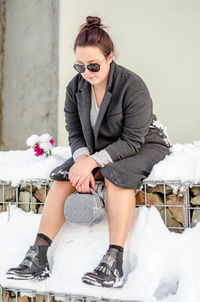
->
xmin=0 ymin=286 xmax=139 ymax=302
xmin=1 ymin=179 xmax=200 ymax=301
xmin=0 ymin=179 xmax=53 ymax=214
xmin=141 ymin=180 xmax=200 ymax=232
xmin=1 ymin=179 xmax=200 ymax=233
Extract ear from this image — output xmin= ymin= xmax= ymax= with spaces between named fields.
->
xmin=108 ymin=51 xmax=114 ymax=64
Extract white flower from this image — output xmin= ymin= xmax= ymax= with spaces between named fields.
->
xmin=26 ymin=135 xmax=40 ymax=147
xmin=27 ymin=133 xmax=54 ymax=158
xmin=40 ymin=141 xmax=53 ymax=152
xmin=39 ymin=133 xmax=52 ymax=142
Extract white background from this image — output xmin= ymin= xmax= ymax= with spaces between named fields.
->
xmin=58 ymin=0 xmax=200 ymax=146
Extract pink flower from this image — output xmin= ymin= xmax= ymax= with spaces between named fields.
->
xmin=27 ymin=134 xmax=54 ymax=158
xmin=34 ymin=144 xmax=44 ymax=157
xmin=49 ymin=138 xmax=55 ymax=146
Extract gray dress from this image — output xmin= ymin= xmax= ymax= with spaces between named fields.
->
xmin=49 ymin=61 xmax=171 ymax=189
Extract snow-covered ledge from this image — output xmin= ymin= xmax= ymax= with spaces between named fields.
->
xmin=1 ymin=144 xmax=200 ymax=301
xmin=1 ymin=142 xmax=200 ymax=187
xmin=0 ymin=144 xmax=200 ymax=231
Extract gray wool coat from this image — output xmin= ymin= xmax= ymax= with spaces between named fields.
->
xmin=50 ymin=60 xmax=171 ymax=189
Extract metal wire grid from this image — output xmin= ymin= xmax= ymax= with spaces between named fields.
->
xmin=142 ymin=180 xmax=200 ymax=232
xmin=0 ymin=286 xmax=140 ymax=302
xmin=0 ymin=179 xmax=53 ymax=212
xmin=1 ymin=179 xmax=200 ymax=231
xmin=1 ymin=180 xmax=200 ymax=302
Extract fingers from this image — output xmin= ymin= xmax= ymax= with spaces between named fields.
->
xmin=76 ymin=177 xmax=90 ymax=193
xmin=69 ymin=174 xmax=86 ymax=192
xmin=70 ymin=175 xmax=88 ymax=189
xmin=69 ymin=175 xmax=81 ymax=188
xmin=90 ymin=175 xmax=96 ymax=191
xmin=75 ymin=174 xmax=96 ymax=193
xmin=70 ymin=173 xmax=97 ymax=193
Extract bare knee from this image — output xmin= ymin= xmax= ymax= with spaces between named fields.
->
xmin=51 ymin=179 xmax=73 ymax=187
xmin=49 ymin=180 xmax=75 ymax=196
xmin=104 ymin=178 xmax=136 ymax=195
xmin=104 ymin=177 xmax=120 ymax=191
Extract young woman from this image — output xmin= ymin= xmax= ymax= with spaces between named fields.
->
xmin=6 ymin=16 xmax=171 ymax=288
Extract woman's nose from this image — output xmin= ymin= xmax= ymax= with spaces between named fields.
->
xmin=82 ymin=67 xmax=91 ymax=76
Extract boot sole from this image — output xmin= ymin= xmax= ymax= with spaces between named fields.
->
xmin=82 ymin=276 xmax=124 ymax=288
xmin=6 ymin=270 xmax=50 ymax=280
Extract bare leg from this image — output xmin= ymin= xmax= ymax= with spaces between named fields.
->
xmin=38 ymin=171 xmax=104 ymax=241
xmin=5 ymin=180 xmax=73 ymax=279
xmin=38 ymin=180 xmax=76 ymax=240
xmin=82 ymin=177 xmax=134 ymax=287
xmin=104 ymin=178 xmax=136 ymax=247
xmin=6 ymin=174 xmax=106 ymax=280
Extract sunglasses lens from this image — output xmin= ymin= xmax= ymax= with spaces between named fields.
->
xmin=73 ymin=64 xmax=85 ymax=73
xmin=87 ymin=63 xmax=100 ymax=72
xmin=73 ymin=63 xmax=101 ymax=73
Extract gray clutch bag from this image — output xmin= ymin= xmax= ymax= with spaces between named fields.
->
xmin=64 ymin=186 xmax=106 ymax=226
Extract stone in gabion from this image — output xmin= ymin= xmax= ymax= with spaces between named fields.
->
xmin=19 ymin=191 xmax=37 ymax=212
xmin=17 ymin=297 xmax=31 ymax=302
xmin=191 ymin=187 xmax=200 ymax=196
xmin=2 ymin=290 xmax=16 ymax=302
xmin=191 ymin=209 xmax=200 ymax=227
xmin=166 ymin=194 xmax=185 ymax=226
xmin=190 ymin=194 xmax=200 ymax=206
xmin=136 ymin=190 xmax=185 ymax=232
xmin=160 ymin=207 xmax=183 ymax=233
xmin=35 ymin=294 xmax=55 ymax=302
xmin=38 ymin=204 xmax=44 ymax=214
xmin=136 ymin=190 xmax=164 ymax=206
xmin=0 ymin=185 xmax=16 ymax=202
xmin=34 ymin=186 xmax=50 ymax=203
xmin=21 ymin=183 xmax=38 ymax=193
xmin=146 ymin=185 xmax=173 ymax=195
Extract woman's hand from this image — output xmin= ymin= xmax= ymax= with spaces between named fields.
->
xmin=68 ymin=156 xmax=100 ymax=189
xmin=76 ymin=173 xmax=96 ymax=193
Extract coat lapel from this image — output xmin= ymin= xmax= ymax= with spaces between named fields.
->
xmin=76 ymin=60 xmax=117 ymax=151
xmin=93 ymin=61 xmax=116 ymax=145
xmin=76 ymin=85 xmax=95 ymax=153
xmin=93 ymin=91 xmax=112 ymax=145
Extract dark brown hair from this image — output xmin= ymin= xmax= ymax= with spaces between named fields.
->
xmin=73 ymin=16 xmax=114 ymax=57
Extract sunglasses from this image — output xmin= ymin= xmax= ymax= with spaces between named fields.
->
xmin=73 ymin=63 xmax=101 ymax=73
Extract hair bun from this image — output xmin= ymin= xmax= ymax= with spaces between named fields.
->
xmin=85 ymin=16 xmax=102 ymax=29
xmin=74 ymin=16 xmax=114 ymax=56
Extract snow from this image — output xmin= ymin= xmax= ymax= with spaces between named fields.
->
xmin=150 ymin=120 xmax=172 ymax=148
xmin=0 ymin=206 xmax=200 ymax=302
xmin=146 ymin=141 xmax=200 ymax=185
xmin=0 ymin=142 xmax=200 ymax=187
xmin=0 ymin=142 xmax=200 ymax=301
xmin=0 ymin=147 xmax=71 ymax=187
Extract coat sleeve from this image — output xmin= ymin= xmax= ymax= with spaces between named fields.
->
xmin=103 ymin=87 xmax=153 ymax=162
xmin=64 ymin=85 xmax=89 ymax=155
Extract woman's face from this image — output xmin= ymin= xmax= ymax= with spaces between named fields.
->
xmin=75 ymin=46 xmax=113 ymax=87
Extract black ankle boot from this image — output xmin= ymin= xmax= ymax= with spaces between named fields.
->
xmin=82 ymin=250 xmax=124 ymax=288
xmin=6 ymin=246 xmax=50 ymax=280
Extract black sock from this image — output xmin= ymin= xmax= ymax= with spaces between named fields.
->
xmin=37 ymin=246 xmax=49 ymax=265
xmin=34 ymin=233 xmax=52 ymax=247
xmin=109 ymin=244 xmax=124 ymax=253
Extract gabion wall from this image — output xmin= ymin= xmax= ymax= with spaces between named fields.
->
xmin=1 ymin=180 xmax=200 ymax=302
xmin=0 ymin=180 xmax=200 ymax=233
xmin=0 ymin=286 xmax=121 ymax=302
